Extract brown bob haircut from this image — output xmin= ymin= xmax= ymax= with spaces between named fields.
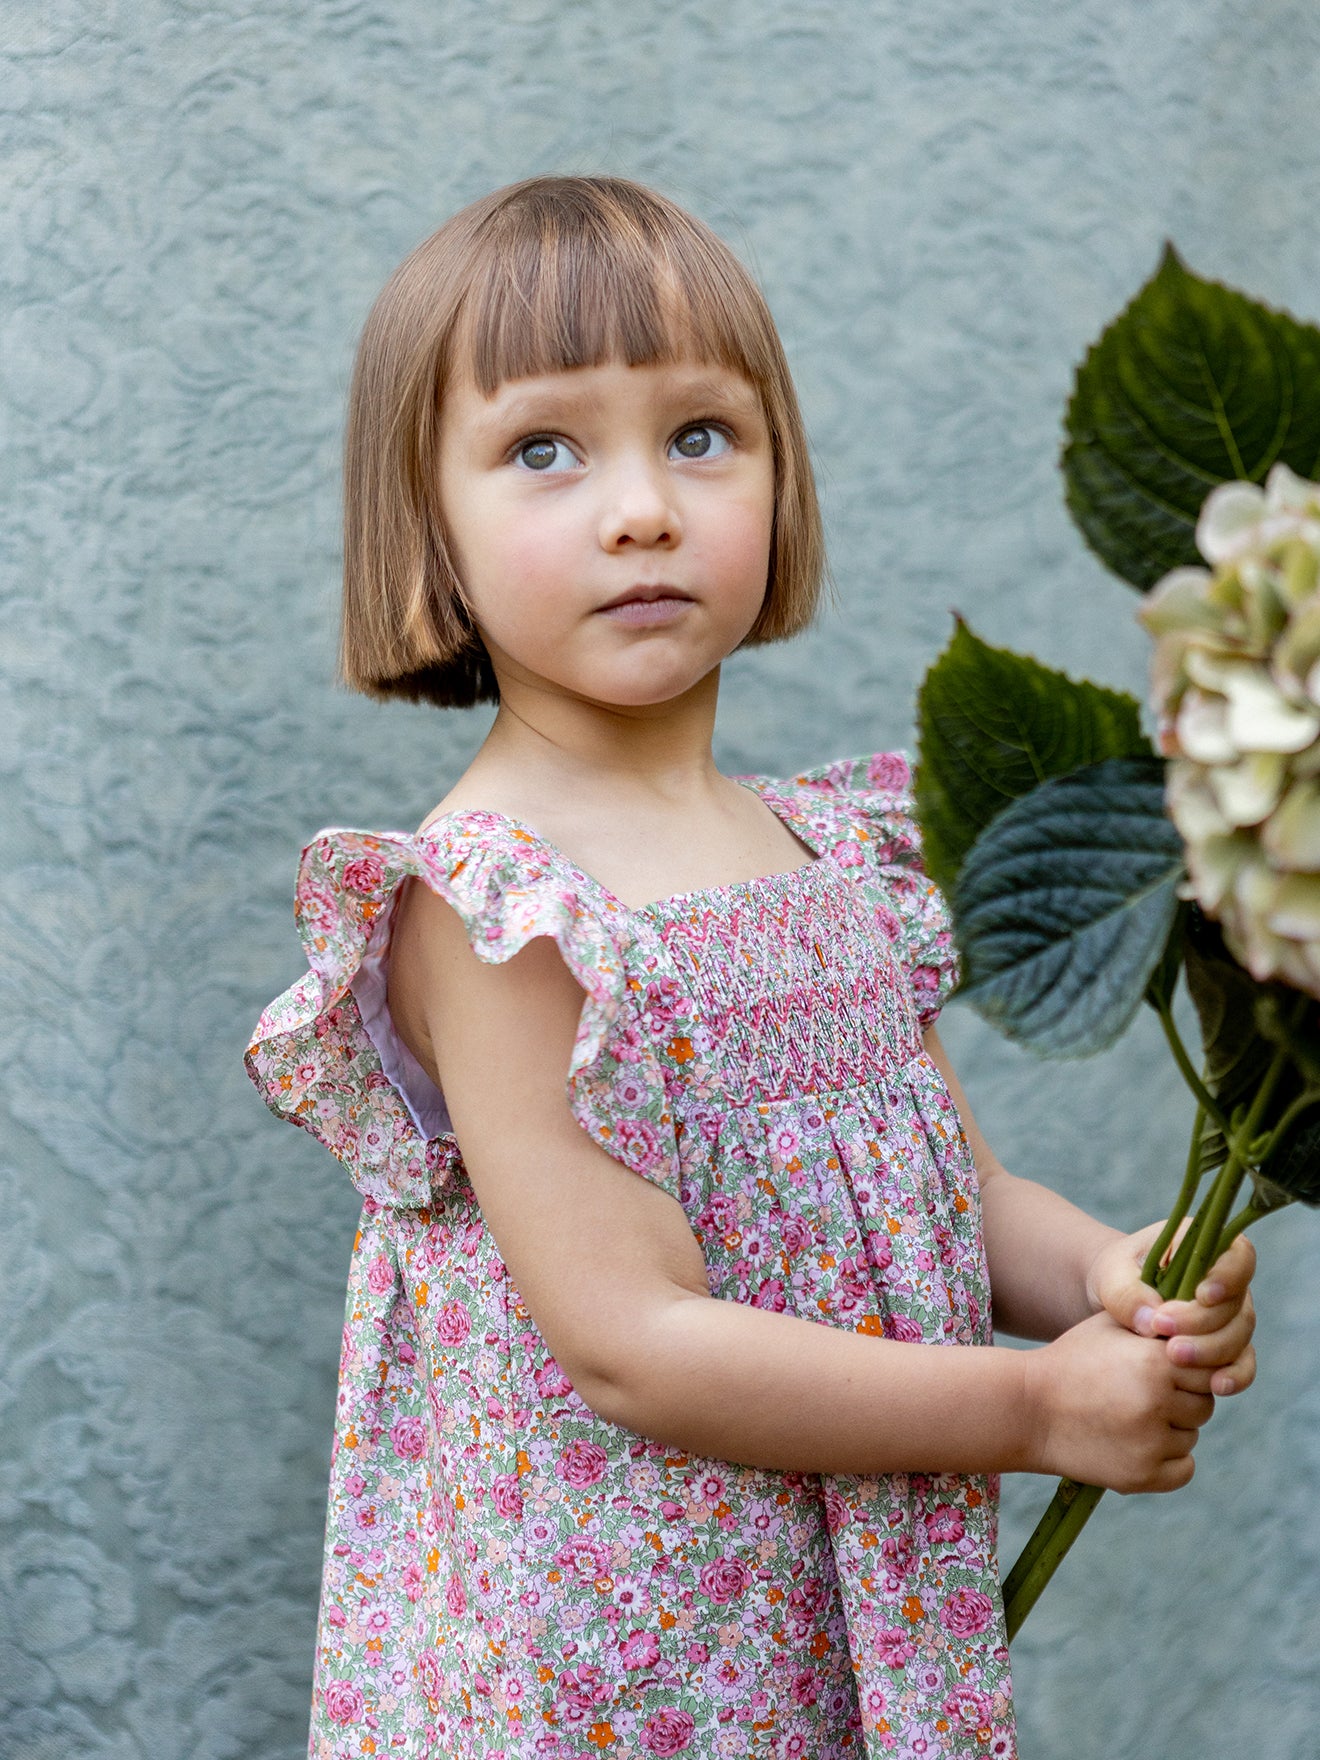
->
xmin=340 ymin=174 xmax=825 ymax=708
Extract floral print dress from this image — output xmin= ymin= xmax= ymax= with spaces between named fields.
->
xmin=246 ymin=752 xmax=1016 ymax=1760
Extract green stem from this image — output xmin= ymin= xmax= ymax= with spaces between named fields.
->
xmin=1215 ymin=1196 xmax=1277 ymax=1252
xmin=1155 ymin=1001 xmax=1233 ymax=1142
xmin=1142 ymin=1106 xmax=1206 ymax=1287
xmin=1176 ymin=1042 xmax=1290 ymax=1299
xmin=1003 ymin=1480 xmax=1106 ymax=1641
xmin=1157 ymin=1207 xmax=1202 ymax=1298
xmin=1261 ymin=1088 xmax=1320 ymax=1148
xmin=1003 ymin=1005 xmax=1309 ymax=1638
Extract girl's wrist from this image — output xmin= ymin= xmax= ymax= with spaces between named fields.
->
xmin=1017 ymin=1339 xmax=1068 ymax=1478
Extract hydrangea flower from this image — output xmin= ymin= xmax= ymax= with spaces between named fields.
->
xmin=1140 ymin=462 xmax=1320 ymax=994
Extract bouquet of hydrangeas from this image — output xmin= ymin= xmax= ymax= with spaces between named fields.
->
xmin=914 ymin=247 xmax=1320 ymax=1634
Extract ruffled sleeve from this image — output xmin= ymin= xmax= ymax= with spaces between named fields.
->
xmin=244 ymin=814 xmax=681 ymax=1208
xmin=785 ymin=751 xmax=959 ymax=1030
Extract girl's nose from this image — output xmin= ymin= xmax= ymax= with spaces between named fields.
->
xmin=597 ymin=460 xmax=680 ymax=551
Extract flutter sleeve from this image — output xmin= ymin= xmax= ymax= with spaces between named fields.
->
xmin=244 ymin=813 xmax=681 ymax=1206
xmin=788 ymin=750 xmax=960 ymax=1030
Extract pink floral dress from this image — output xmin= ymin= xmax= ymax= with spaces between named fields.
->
xmin=246 ymin=752 xmax=1016 ymax=1760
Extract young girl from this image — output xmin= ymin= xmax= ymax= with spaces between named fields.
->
xmin=247 ymin=176 xmax=1258 ymax=1760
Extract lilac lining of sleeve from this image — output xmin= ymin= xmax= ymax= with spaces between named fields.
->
xmin=351 ymin=894 xmax=453 ymax=1143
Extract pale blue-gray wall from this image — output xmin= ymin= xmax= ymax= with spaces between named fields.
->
xmin=4 ymin=4 xmax=1319 ymax=1756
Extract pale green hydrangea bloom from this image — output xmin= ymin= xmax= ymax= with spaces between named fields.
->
xmin=1141 ymin=463 xmax=1320 ymax=994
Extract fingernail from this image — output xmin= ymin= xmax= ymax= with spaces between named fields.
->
xmin=1198 ymin=1281 xmax=1225 ymax=1305
xmin=1134 ymin=1305 xmax=1156 ymax=1335
xmin=1170 ymin=1338 xmax=1196 ymax=1365
xmin=1215 ymin=1375 xmax=1236 ymax=1396
xmin=1152 ymin=1311 xmax=1178 ymax=1336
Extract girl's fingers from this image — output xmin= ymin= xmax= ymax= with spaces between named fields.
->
xmin=1169 ymin=1389 xmax=1215 ymax=1429
xmin=1194 ymin=1233 xmax=1257 ymax=1303
xmin=1149 ymin=1288 xmax=1256 ymax=1339
xmin=1210 ymin=1344 xmax=1257 ymax=1397
xmin=1171 ymin=1342 xmax=1256 ymax=1396
xmin=1165 ymin=1303 xmax=1255 ymax=1367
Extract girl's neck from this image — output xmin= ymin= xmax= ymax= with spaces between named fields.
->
xmin=462 ymin=664 xmax=734 ymax=821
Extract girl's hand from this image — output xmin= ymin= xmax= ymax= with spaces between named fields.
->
xmin=1027 ymin=1310 xmax=1216 ymax=1493
xmin=1086 ymin=1225 xmax=1257 ymax=1399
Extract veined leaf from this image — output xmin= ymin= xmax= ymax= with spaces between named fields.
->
xmin=1064 ymin=244 xmax=1320 ymax=590
xmin=953 ymin=757 xmax=1183 ymax=1057
xmin=914 ymin=619 xmax=1150 ymax=895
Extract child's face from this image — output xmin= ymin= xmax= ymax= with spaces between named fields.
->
xmin=435 ymin=355 xmax=775 ymax=709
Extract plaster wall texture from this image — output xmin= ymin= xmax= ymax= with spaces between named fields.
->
xmin=4 ymin=4 xmax=1319 ymax=1756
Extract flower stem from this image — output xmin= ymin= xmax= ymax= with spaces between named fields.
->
xmin=1155 ymin=1001 xmax=1232 ymax=1142
xmin=1175 ymin=1042 xmax=1290 ymax=1299
xmin=1215 ymin=1196 xmax=1276 ymax=1251
xmin=1141 ymin=1106 xmax=1206 ymax=1286
xmin=1003 ymin=1480 xmax=1107 ymax=1641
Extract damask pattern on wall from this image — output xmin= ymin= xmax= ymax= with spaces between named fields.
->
xmin=3 ymin=3 xmax=1319 ymax=1756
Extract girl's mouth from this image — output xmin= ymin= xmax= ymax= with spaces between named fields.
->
xmin=597 ymin=587 xmax=694 ymax=626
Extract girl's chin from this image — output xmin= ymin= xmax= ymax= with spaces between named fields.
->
xmin=492 ymin=654 xmax=722 ymax=712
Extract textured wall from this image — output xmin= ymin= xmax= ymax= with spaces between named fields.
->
xmin=5 ymin=3 xmax=1320 ymax=1755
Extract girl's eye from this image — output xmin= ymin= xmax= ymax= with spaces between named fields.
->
xmin=516 ymin=436 xmax=578 ymax=472
xmin=669 ymin=424 xmax=731 ymax=461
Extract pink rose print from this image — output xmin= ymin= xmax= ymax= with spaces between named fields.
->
xmin=492 ymin=1473 xmax=524 ymax=1519
xmin=874 ymin=1627 xmax=916 ymax=1668
xmin=831 ymin=839 xmax=865 ymax=867
xmin=873 ymin=903 xmax=903 ymax=943
xmin=779 ymin=1214 xmax=812 ymax=1256
xmin=615 ymin=1118 xmax=660 ymax=1167
xmin=698 ymin=1557 xmax=751 ymax=1604
xmin=699 ymin=1193 xmax=739 ymax=1234
xmin=559 ymin=1439 xmax=609 ymax=1488
xmin=883 ymin=1312 xmax=924 ymax=1343
xmin=389 ymin=1415 xmax=426 ymax=1462
xmin=534 ymin=1359 xmax=574 ymax=1398
xmin=446 ymin=1573 xmax=466 ymax=1616
xmin=342 ymin=855 xmax=386 ymax=893
xmin=436 ymin=1301 xmax=471 ymax=1346
xmin=297 ymin=881 xmax=338 ymax=934
xmin=866 ymin=750 xmax=911 ymax=792
xmin=925 ymin=1504 xmax=965 ymax=1545
xmin=555 ymin=1537 xmax=611 ymax=1581
xmin=790 ymin=1668 xmax=819 ymax=1707
xmin=640 ymin=1707 xmax=696 ymax=1755
xmin=944 ymin=1685 xmax=993 ymax=1731
xmin=620 ymin=1629 xmax=661 ymax=1669
xmin=942 ymin=1586 xmax=994 ymax=1637
xmin=366 ymin=1253 xmax=394 ymax=1296
xmin=323 ymin=1679 xmax=364 ymax=1726
xmin=417 ymin=1648 xmax=441 ymax=1701
xmin=557 ymin=1663 xmax=612 ymax=1714
xmin=823 ymin=1488 xmax=851 ymax=1533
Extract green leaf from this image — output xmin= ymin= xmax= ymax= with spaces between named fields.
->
xmin=953 ymin=757 xmax=1184 ymax=1057
xmin=1256 ymin=1105 xmax=1320 ymax=1208
xmin=1183 ymin=910 xmax=1280 ymax=1142
xmin=914 ymin=618 xmax=1151 ymax=895
xmin=1064 ymin=242 xmax=1320 ymax=591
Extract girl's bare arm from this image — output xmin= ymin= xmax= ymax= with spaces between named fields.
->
xmin=391 ymin=883 xmax=1215 ymax=1492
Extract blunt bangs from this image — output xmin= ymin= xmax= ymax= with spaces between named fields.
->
xmin=454 ymin=183 xmax=778 ymax=400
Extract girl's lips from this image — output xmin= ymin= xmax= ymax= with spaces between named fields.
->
xmin=597 ymin=594 xmax=693 ymax=626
